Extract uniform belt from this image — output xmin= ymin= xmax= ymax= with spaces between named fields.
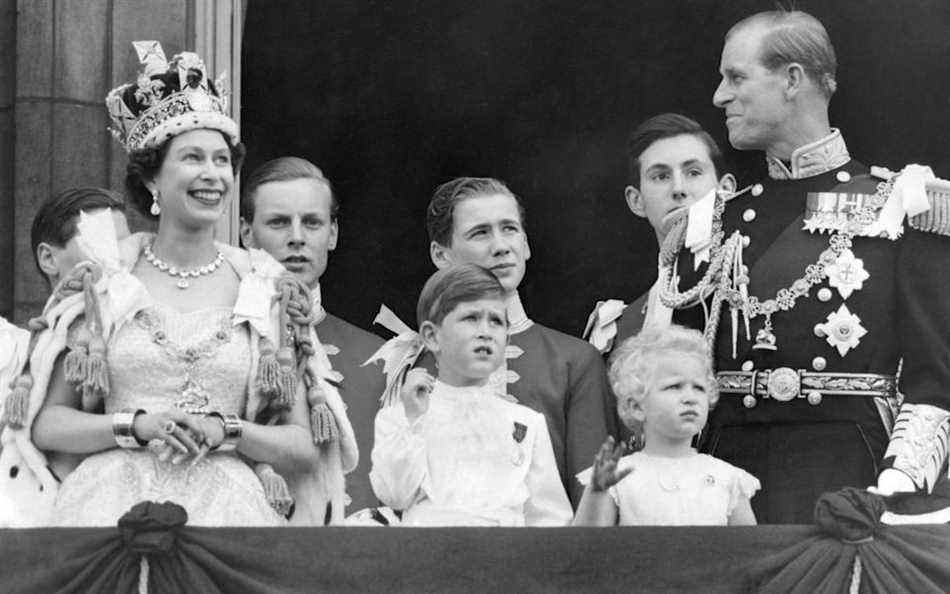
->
xmin=717 ymin=368 xmax=896 ymax=407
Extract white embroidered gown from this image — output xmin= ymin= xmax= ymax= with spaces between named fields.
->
xmin=51 ymin=304 xmax=282 ymax=526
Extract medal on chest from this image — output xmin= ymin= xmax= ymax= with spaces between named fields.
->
xmin=740 ymin=248 xmax=870 ymax=357
xmin=511 ymin=421 xmax=527 ymax=466
xmin=723 ymin=185 xmax=887 ymax=356
xmin=657 ymin=178 xmax=894 ymax=358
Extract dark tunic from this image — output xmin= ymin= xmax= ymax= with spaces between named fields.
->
xmin=417 ymin=322 xmax=615 ymax=507
xmin=593 ymin=292 xmax=649 ymax=452
xmin=674 ymin=159 xmax=950 ymax=523
xmin=614 ymin=292 xmax=650 ymax=347
xmin=316 ymin=312 xmax=386 ymax=513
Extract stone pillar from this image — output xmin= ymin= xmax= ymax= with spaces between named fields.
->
xmin=14 ymin=0 xmax=122 ymax=322
xmin=9 ymin=0 xmax=241 ymax=324
xmin=0 ymin=0 xmax=16 ymax=320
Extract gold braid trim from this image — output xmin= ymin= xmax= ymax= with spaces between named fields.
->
xmin=657 ymin=196 xmax=728 ymax=309
xmin=885 ymin=403 xmax=950 ymax=491
xmin=909 ymin=185 xmax=950 ymax=236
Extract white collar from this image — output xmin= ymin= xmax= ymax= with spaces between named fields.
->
xmin=310 ymin=283 xmax=327 ymax=325
xmin=506 ymin=292 xmax=533 ymax=335
xmin=766 ymin=128 xmax=851 ymax=180
xmin=433 ymin=379 xmax=493 ymax=401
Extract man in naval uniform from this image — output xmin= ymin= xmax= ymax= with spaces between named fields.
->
xmin=584 ymin=113 xmax=735 ymax=451
xmin=240 ymin=157 xmax=386 ymax=514
xmin=376 ymin=177 xmax=615 ymax=507
xmin=669 ymin=9 xmax=950 ymax=523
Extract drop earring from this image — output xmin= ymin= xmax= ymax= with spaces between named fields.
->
xmin=150 ymin=190 xmax=161 ymax=216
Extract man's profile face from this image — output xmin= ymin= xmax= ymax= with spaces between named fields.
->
xmin=240 ymin=177 xmax=338 ymax=289
xmin=712 ymin=25 xmax=790 ymax=152
xmin=431 ymin=193 xmax=530 ymax=296
xmin=626 ymin=134 xmax=721 ymax=238
xmin=44 ymin=209 xmax=130 ymax=283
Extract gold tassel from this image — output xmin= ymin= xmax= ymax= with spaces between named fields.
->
xmin=256 ymin=464 xmax=294 ymax=517
xmin=308 ymin=382 xmax=338 ymax=444
xmin=270 ymin=282 xmax=298 ymax=409
xmin=64 ymin=326 xmax=90 ymax=385
xmin=3 ymin=318 xmax=49 ymax=429
xmin=73 ymin=269 xmax=110 ymax=406
xmin=81 ymin=334 xmax=109 ymax=410
xmin=256 ymin=337 xmax=280 ymax=397
xmin=275 ymin=346 xmax=296 ymax=409
xmin=2 ymin=373 xmax=33 ymax=429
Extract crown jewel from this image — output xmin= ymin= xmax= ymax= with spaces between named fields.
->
xmin=106 ymin=41 xmax=238 ymax=153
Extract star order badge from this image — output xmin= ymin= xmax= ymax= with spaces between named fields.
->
xmin=816 ymin=304 xmax=868 ymax=356
xmin=825 ymin=248 xmax=869 ymax=299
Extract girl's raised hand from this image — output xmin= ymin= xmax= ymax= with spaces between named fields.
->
xmin=591 ymin=436 xmax=633 ymax=492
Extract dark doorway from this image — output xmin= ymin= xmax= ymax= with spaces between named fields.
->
xmin=242 ymin=0 xmax=950 ymax=336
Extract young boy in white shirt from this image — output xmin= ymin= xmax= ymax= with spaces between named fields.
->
xmin=370 ymin=264 xmax=572 ymax=526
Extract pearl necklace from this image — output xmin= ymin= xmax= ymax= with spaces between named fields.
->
xmin=143 ymin=243 xmax=224 ymax=289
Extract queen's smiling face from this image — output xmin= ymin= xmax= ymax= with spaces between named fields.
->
xmin=147 ymin=128 xmax=234 ymax=229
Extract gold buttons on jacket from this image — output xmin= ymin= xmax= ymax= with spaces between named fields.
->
xmin=741 ymin=360 xmax=754 ymax=372
xmin=817 ymin=288 xmax=833 ymax=302
xmin=836 ymin=171 xmax=852 ymax=183
xmin=751 ymin=184 xmax=764 ymax=197
xmin=812 ymin=356 xmax=827 ymax=371
xmin=743 ymin=209 xmax=756 ymax=222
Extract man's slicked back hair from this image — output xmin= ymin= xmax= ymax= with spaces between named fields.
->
xmin=727 ymin=10 xmax=838 ymax=99
xmin=30 ymin=187 xmax=126 ymax=277
xmin=241 ymin=156 xmax=338 ymax=223
xmin=426 ymin=177 xmax=526 ymax=247
xmin=627 ymin=113 xmax=724 ymax=188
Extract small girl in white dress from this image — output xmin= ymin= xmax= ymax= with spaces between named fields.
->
xmin=369 ymin=264 xmax=572 ymax=526
xmin=573 ymin=325 xmax=759 ymax=526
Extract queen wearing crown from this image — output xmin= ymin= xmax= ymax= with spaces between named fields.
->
xmin=0 ymin=42 xmax=357 ymax=527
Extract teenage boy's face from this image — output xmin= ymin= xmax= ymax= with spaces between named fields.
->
xmin=431 ymin=193 xmax=530 ymax=296
xmin=425 ymin=298 xmax=508 ymax=386
xmin=625 ymin=134 xmax=724 ymax=239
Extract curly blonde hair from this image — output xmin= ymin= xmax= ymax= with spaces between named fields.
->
xmin=608 ymin=325 xmax=718 ymax=428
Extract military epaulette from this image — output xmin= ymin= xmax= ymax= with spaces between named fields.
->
xmin=908 ymin=183 xmax=950 ymax=236
xmin=872 ymin=166 xmax=950 ymax=237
